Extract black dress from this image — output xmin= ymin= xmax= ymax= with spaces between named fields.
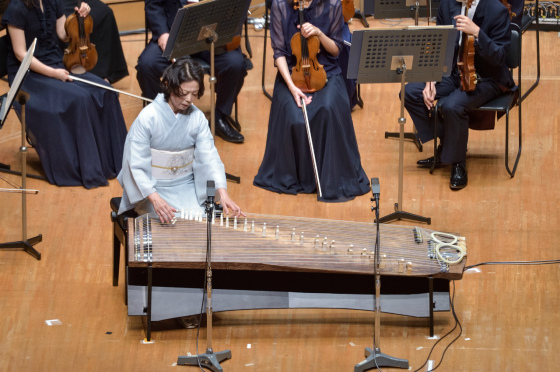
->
xmin=62 ymin=0 xmax=129 ymax=84
xmin=253 ymin=0 xmax=369 ymax=202
xmin=2 ymin=0 xmax=127 ymax=189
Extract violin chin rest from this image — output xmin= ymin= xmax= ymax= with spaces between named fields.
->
xmin=70 ymin=65 xmax=87 ymax=75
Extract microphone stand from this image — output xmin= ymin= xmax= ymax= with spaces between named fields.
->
xmin=177 ymin=181 xmax=231 ymax=371
xmin=355 ymin=178 xmax=409 ymax=371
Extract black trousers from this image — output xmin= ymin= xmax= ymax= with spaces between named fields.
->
xmin=403 ymin=74 xmax=501 ymax=164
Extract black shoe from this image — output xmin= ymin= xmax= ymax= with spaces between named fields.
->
xmin=417 ymin=145 xmax=443 ymax=168
xmin=449 ymin=163 xmax=468 ymax=190
xmin=223 ymin=114 xmax=241 ymax=132
xmin=417 ymin=155 xmax=442 ymax=168
xmin=215 ymin=116 xmax=244 ymax=143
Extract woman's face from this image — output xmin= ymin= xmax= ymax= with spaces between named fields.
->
xmin=168 ymin=80 xmax=200 ymax=114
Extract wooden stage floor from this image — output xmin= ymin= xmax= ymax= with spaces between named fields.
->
xmin=0 ymin=16 xmax=559 ymax=372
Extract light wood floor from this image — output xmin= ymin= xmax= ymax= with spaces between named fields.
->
xmin=1 ymin=17 xmax=559 ymax=372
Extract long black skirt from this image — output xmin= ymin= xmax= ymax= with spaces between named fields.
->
xmin=13 ymin=67 xmax=127 ymax=189
xmin=254 ymin=74 xmax=370 ymax=202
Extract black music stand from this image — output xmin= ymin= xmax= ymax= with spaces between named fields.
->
xmin=0 ymin=39 xmax=42 ymax=260
xmin=355 ymin=178 xmax=409 ymax=371
xmin=348 ymin=26 xmax=457 ymax=225
xmin=375 ymin=0 xmax=442 ymax=152
xmin=163 ymin=0 xmax=252 ymax=185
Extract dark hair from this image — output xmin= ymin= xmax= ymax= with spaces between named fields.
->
xmin=160 ymin=57 xmax=205 ymax=101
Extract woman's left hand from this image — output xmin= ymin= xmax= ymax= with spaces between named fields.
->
xmin=299 ymin=22 xmax=322 ymax=39
xmin=76 ymin=2 xmax=91 ymax=18
xmin=217 ymin=188 xmax=245 ymax=218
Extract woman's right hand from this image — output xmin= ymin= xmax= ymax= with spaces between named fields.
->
xmin=289 ymin=84 xmax=312 ymax=108
xmin=51 ymin=68 xmax=72 ymax=82
xmin=147 ymin=192 xmax=177 ymax=223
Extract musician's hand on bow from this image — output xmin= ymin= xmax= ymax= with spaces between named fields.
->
xmin=76 ymin=2 xmax=91 ymax=18
xmin=158 ymin=33 xmax=170 ymax=52
xmin=298 ymin=23 xmax=322 ymax=39
xmin=147 ymin=191 xmax=177 ymax=223
xmin=454 ymin=15 xmax=480 ymax=38
xmin=216 ymin=188 xmax=245 ymax=218
xmin=52 ymin=68 xmax=72 ymax=82
xmin=289 ymin=85 xmax=312 ymax=108
xmin=423 ymin=81 xmax=436 ymax=110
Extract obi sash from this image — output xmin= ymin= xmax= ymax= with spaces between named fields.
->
xmin=150 ymin=147 xmax=194 ymax=180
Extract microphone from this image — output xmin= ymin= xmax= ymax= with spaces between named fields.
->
xmin=206 ymin=180 xmax=215 ymax=198
xmin=371 ymin=178 xmax=380 ymax=199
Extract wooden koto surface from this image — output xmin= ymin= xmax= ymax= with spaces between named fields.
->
xmin=128 ymin=214 xmax=466 ymax=279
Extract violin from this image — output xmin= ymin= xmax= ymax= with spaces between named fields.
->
xmin=457 ymin=0 xmax=476 ymax=92
xmin=226 ymin=35 xmax=241 ymax=52
xmin=341 ymin=0 xmax=355 ymax=23
xmin=290 ymin=0 xmax=327 ymax=93
xmin=63 ymin=0 xmax=98 ymax=74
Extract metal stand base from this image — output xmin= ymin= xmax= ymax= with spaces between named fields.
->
xmin=0 ymin=163 xmax=47 ymax=181
xmin=354 ymin=347 xmax=409 ymax=371
xmin=0 ymin=234 xmax=42 ymax=260
xmin=177 ymin=349 xmax=232 ymax=371
xmin=353 ymin=9 xmax=369 ymax=28
xmin=378 ymin=203 xmax=431 ymax=225
xmin=385 ymin=131 xmax=423 ymax=152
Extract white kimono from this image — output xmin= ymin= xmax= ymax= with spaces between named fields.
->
xmin=117 ymin=94 xmax=226 ymax=216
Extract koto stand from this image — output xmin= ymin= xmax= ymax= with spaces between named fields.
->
xmin=355 ymin=178 xmax=408 ymax=371
xmin=0 ymin=40 xmax=42 ymax=260
xmin=163 ymin=0 xmax=251 ymax=185
xmin=347 ymin=26 xmax=456 ymax=225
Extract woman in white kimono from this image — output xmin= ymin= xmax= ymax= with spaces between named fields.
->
xmin=118 ymin=58 xmax=243 ymax=223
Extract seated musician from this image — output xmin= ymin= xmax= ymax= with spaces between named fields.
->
xmin=136 ymin=0 xmax=247 ymax=143
xmin=2 ymin=0 xmax=127 ymax=189
xmin=62 ymin=0 xmax=129 ymax=84
xmin=118 ymin=58 xmax=244 ymax=223
xmin=253 ymin=0 xmax=370 ymax=202
xmin=403 ymin=0 xmax=514 ymax=190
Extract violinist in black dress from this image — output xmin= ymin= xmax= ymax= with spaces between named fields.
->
xmin=254 ymin=0 xmax=370 ymax=202
xmin=2 ymin=0 xmax=127 ymax=189
xmin=403 ymin=0 xmax=514 ymax=189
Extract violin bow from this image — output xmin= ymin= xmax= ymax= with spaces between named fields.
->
xmin=69 ymin=75 xmax=153 ymax=103
xmin=300 ymin=98 xmax=323 ymax=198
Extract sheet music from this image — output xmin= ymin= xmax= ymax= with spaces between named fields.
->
xmin=0 ymin=39 xmax=36 ymax=125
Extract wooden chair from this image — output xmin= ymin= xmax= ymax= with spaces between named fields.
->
xmin=431 ymin=23 xmax=522 ymax=177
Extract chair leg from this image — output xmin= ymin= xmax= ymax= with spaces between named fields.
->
xmin=113 ymin=233 xmax=120 ymax=287
xmin=521 ymin=8 xmax=540 ymax=102
xmin=505 ymin=101 xmax=522 ymax=177
xmin=430 ymin=106 xmax=439 ymax=174
xmin=356 ymin=84 xmax=364 ymax=108
xmin=244 ymin=19 xmax=252 ymax=59
xmin=262 ymin=4 xmax=272 ymax=101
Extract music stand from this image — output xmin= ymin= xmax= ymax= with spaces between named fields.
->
xmin=163 ymin=0 xmax=252 ymax=185
xmin=0 ymin=39 xmax=42 ymax=260
xmin=375 ymin=0 xmax=441 ymax=152
xmin=348 ymin=26 xmax=457 ymax=225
